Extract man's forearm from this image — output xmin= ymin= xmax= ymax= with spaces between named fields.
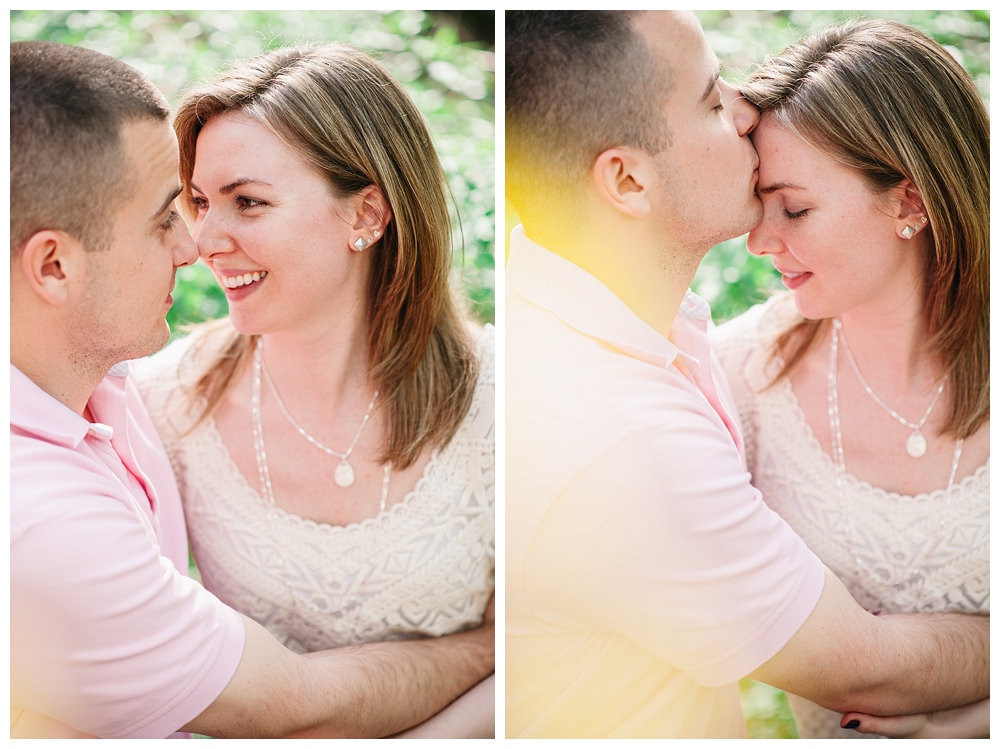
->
xmin=290 ymin=623 xmax=496 ymax=738
xmin=750 ymin=569 xmax=988 ymax=717
xmin=840 ymin=611 xmax=989 ymax=716
xmin=393 ymin=673 xmax=495 ymax=738
xmin=183 ymin=615 xmax=494 ymax=738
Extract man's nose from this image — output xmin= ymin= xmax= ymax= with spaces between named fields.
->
xmin=722 ymin=80 xmax=760 ymax=137
xmin=173 ymin=213 xmax=199 ymax=268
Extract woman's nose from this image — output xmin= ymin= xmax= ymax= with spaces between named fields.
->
xmin=192 ymin=209 xmax=231 ymax=260
xmin=746 ymin=220 xmax=780 ymax=257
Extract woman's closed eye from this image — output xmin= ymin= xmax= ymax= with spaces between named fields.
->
xmin=783 ymin=207 xmax=809 ymax=219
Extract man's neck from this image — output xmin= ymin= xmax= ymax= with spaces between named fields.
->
xmin=11 ymin=333 xmax=106 ymax=417
xmin=522 ymin=220 xmax=697 ymax=340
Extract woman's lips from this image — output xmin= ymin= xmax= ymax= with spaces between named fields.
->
xmin=218 ymin=270 xmax=268 ymax=300
xmin=779 ymin=269 xmax=812 ymax=290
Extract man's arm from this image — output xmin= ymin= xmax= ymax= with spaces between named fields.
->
xmin=522 ymin=422 xmax=986 ymax=714
xmin=183 ymin=614 xmax=494 ymax=738
xmin=392 ymin=674 xmax=495 ymax=738
xmin=749 ymin=567 xmax=989 ymax=715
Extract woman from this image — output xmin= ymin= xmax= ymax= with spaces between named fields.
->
xmin=712 ymin=19 xmax=988 ymax=739
xmin=133 ymin=43 xmax=494 ymax=736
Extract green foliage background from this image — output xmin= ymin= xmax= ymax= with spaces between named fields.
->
xmin=11 ymin=10 xmax=496 ymax=329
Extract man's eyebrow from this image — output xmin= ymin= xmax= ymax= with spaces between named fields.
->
xmin=758 ymin=181 xmax=806 ymax=195
xmin=153 ymin=186 xmax=183 ymax=218
xmin=700 ymin=60 xmax=723 ymax=102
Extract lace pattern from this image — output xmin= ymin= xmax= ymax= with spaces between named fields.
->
xmin=713 ymin=300 xmax=988 ymax=739
xmin=135 ymin=326 xmax=495 ymax=653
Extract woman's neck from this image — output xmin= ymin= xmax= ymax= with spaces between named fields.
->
xmin=836 ymin=287 xmax=941 ymax=398
xmin=257 ymin=309 xmax=374 ymax=420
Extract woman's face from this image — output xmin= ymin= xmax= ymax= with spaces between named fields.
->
xmin=747 ymin=115 xmax=924 ymax=321
xmin=189 ymin=112 xmax=369 ymax=336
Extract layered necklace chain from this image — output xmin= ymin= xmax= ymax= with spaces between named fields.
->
xmin=833 ymin=319 xmax=945 ymax=458
xmin=261 ymin=352 xmax=377 ymax=488
xmin=251 ymin=337 xmax=389 ymax=639
xmin=827 ymin=320 xmax=963 ymax=599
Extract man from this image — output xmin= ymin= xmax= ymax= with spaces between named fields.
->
xmin=10 ymin=40 xmax=493 ymax=739
xmin=505 ymin=10 xmax=987 ymax=738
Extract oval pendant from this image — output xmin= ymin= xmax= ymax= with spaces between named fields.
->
xmin=906 ymin=430 xmax=927 ymax=458
xmin=334 ymin=460 xmax=355 ymax=488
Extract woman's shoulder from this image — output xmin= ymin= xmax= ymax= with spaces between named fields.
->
xmin=130 ymin=319 xmax=237 ymax=433
xmin=133 ymin=320 xmax=235 ymax=387
xmin=452 ymin=322 xmax=494 ymax=442
xmin=472 ymin=323 xmax=495 ymax=384
xmin=711 ymin=294 xmax=798 ymax=352
xmin=711 ymin=294 xmax=799 ymax=395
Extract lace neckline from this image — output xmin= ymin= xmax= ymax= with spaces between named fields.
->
xmin=773 ymin=375 xmax=988 ymax=502
xmin=201 ymin=413 xmax=444 ymax=535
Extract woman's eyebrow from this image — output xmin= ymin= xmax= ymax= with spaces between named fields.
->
xmin=759 ymin=181 xmax=805 ymax=194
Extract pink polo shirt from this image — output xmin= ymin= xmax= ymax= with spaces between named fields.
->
xmin=10 ymin=362 xmax=245 ymax=738
xmin=505 ymin=226 xmax=825 ymax=737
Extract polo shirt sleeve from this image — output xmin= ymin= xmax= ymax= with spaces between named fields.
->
xmin=522 ymin=384 xmax=825 ymax=687
xmin=10 ymin=440 xmax=246 ymax=739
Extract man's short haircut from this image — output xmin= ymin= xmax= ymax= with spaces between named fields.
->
xmin=11 ymin=41 xmax=170 ymax=257
xmin=505 ymin=10 xmax=672 ymax=210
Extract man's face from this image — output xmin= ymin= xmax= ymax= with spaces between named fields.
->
xmin=77 ymin=118 xmax=197 ymax=364
xmin=637 ymin=11 xmax=762 ymax=251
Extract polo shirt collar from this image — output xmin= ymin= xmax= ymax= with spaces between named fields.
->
xmin=508 ymin=225 xmax=708 ymax=369
xmin=11 ymin=362 xmax=130 ymax=449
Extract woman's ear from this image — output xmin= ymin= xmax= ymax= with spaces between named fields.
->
xmin=349 ymin=185 xmax=393 ymax=251
xmin=889 ymin=179 xmax=929 ymax=240
xmin=591 ymin=147 xmax=653 ymax=219
xmin=18 ymin=230 xmax=84 ymax=306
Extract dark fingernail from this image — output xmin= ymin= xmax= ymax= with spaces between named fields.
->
xmin=844 ymin=720 xmax=860 ymax=730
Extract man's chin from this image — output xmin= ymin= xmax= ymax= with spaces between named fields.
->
xmin=130 ymin=323 xmax=172 ymax=361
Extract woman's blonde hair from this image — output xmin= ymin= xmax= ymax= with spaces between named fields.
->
xmin=173 ymin=43 xmax=478 ymax=468
xmin=741 ymin=18 xmax=989 ymax=438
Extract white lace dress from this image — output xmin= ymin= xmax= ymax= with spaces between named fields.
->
xmin=133 ymin=325 xmax=494 ymax=653
xmin=712 ymin=298 xmax=989 ymax=739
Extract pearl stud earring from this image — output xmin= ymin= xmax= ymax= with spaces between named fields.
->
xmin=901 ymin=225 xmax=915 ymax=240
xmin=353 ymin=237 xmax=368 ymax=251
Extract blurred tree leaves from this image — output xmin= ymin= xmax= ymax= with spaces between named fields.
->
xmin=11 ymin=10 xmax=496 ymax=329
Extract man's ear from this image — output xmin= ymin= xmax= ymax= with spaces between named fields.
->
xmin=17 ymin=230 xmax=84 ymax=306
xmin=592 ymin=147 xmax=655 ymax=218
xmin=350 ymin=184 xmax=393 ymax=244
xmin=888 ymin=179 xmax=929 ymax=239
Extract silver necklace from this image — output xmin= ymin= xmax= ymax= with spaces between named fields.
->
xmin=260 ymin=342 xmax=378 ymax=488
xmin=833 ymin=318 xmax=945 ymax=458
xmin=828 ymin=322 xmax=963 ymax=599
xmin=252 ymin=337 xmax=390 ymax=640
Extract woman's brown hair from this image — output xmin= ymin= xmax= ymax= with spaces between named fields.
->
xmin=172 ymin=43 xmax=478 ymax=468
xmin=741 ymin=18 xmax=989 ymax=438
